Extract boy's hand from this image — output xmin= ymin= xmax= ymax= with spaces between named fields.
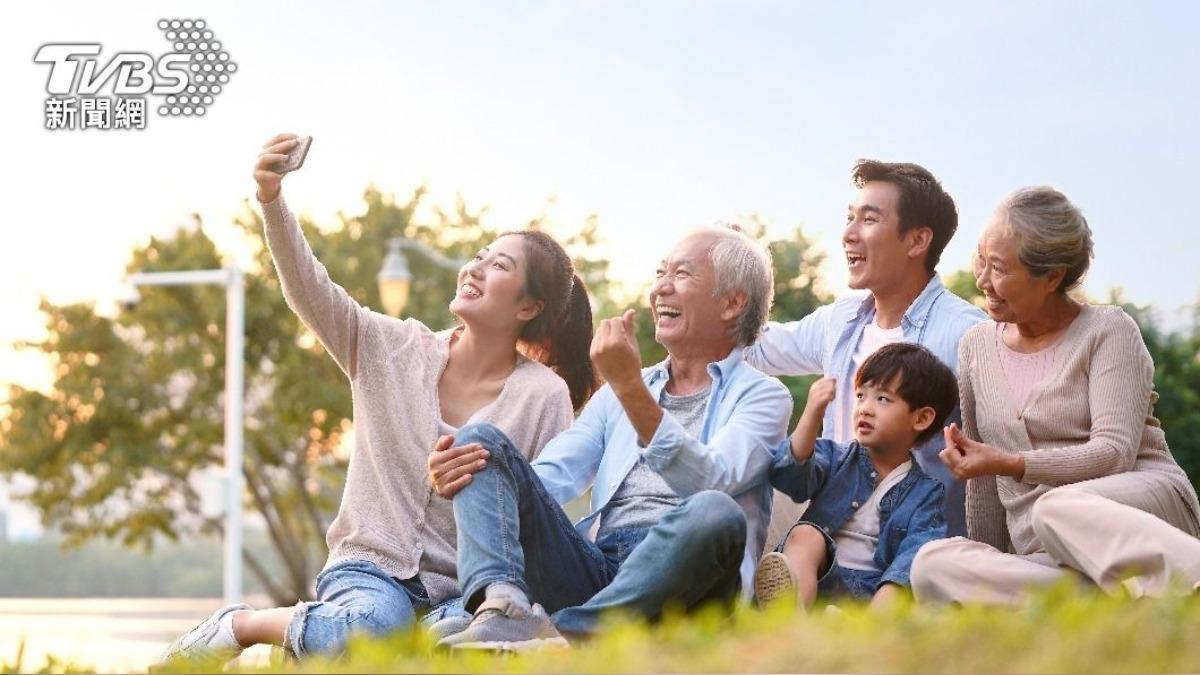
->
xmin=804 ymin=377 xmax=837 ymax=415
xmin=789 ymin=377 xmax=836 ymax=463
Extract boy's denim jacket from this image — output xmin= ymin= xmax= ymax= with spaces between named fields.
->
xmin=769 ymin=438 xmax=947 ymax=589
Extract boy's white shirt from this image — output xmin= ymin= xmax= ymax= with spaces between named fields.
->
xmin=832 ymin=459 xmax=913 ymax=571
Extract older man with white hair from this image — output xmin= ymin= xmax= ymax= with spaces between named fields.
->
xmin=426 ymin=226 xmax=792 ymax=649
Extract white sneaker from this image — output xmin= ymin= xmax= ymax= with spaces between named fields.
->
xmin=158 ymin=602 xmax=250 ymax=664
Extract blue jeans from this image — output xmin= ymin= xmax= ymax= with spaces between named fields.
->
xmin=776 ymin=521 xmax=880 ymax=600
xmin=452 ymin=423 xmax=746 ymax=635
xmin=286 ymin=559 xmax=466 ymax=658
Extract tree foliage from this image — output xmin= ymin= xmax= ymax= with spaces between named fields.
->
xmin=0 ymin=191 xmax=837 ymax=602
xmin=943 ymin=267 xmax=985 ymax=307
xmin=0 ymin=186 xmax=610 ymax=604
xmin=760 ymin=221 xmax=834 ymax=424
xmin=1113 ymin=295 xmax=1200 ymax=487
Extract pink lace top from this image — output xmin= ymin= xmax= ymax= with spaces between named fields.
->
xmin=995 ymin=323 xmax=1058 ymax=410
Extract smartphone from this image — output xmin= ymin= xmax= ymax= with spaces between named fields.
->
xmin=278 ymin=136 xmax=312 ymax=173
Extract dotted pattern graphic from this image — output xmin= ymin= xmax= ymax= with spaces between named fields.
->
xmin=155 ymin=19 xmax=236 ymax=117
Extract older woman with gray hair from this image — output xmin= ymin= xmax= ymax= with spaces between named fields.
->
xmin=911 ymin=186 xmax=1200 ymax=604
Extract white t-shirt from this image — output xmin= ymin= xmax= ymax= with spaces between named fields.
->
xmin=833 ymin=320 xmax=905 ymax=443
xmin=833 ymin=459 xmax=912 ymax=571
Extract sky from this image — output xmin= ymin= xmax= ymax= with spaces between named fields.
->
xmin=3 ymin=1 xmax=1200 ymax=397
xmin=1 ymin=2 xmax=1198 ymax=432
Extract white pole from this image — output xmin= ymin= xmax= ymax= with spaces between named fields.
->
xmin=223 ymin=267 xmax=245 ymax=606
xmin=128 ymin=267 xmax=247 ymax=606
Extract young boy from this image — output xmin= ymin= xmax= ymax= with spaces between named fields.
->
xmin=754 ymin=342 xmax=957 ymax=609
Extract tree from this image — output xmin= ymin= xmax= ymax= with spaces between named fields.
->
xmin=0 ymin=186 xmax=613 ymax=604
xmin=943 ymin=267 xmax=984 ymax=307
xmin=761 ymin=222 xmax=834 ymax=425
xmin=1111 ymin=294 xmax=1200 ymax=487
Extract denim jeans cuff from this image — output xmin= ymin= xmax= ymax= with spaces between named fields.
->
xmin=550 ymin=605 xmax=598 ymax=637
xmin=419 ymin=596 xmax=468 ymax=628
xmin=775 ymin=520 xmax=839 ymax=585
xmin=286 ymin=600 xmax=318 ymax=659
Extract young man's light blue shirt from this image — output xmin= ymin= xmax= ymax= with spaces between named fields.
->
xmin=531 ymin=348 xmax=793 ymax=595
xmin=743 ymin=275 xmax=985 ymax=535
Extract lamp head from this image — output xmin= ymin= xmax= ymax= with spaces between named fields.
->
xmin=378 ymin=238 xmax=413 ymax=316
xmin=118 ymin=281 xmax=142 ymax=312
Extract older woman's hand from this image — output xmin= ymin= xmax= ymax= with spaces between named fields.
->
xmin=939 ymin=423 xmax=1026 ymax=480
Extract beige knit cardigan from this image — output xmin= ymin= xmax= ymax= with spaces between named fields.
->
xmin=959 ymin=304 xmax=1200 ymax=554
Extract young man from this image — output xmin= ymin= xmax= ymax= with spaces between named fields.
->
xmin=745 ymin=160 xmax=984 ymax=536
xmin=754 ymin=343 xmax=956 ymax=608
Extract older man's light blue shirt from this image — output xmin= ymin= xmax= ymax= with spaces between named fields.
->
xmin=531 ymin=348 xmax=792 ymax=595
xmin=743 ymin=275 xmax=985 ymax=535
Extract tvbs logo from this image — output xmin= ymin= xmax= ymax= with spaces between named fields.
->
xmin=35 ymin=44 xmax=191 ymax=96
xmin=34 ymin=19 xmax=237 ymax=130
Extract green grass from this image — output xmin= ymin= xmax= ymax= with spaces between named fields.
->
xmin=151 ymin=584 xmax=1200 ymax=674
xmin=1 ymin=641 xmax=92 ymax=675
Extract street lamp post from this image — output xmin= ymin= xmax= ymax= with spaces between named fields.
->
xmin=377 ymin=239 xmax=412 ymax=318
xmin=377 ymin=237 xmax=465 ymax=317
xmin=124 ymin=267 xmax=244 ymax=607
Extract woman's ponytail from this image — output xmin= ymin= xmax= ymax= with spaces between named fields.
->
xmin=548 ymin=273 xmax=598 ymax=411
xmin=505 ymin=231 xmax=600 ymax=412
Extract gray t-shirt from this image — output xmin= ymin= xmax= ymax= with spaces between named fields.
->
xmin=598 ymin=384 xmax=711 ymax=535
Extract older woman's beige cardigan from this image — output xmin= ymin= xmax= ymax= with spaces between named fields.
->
xmin=959 ymin=304 xmax=1200 ymax=554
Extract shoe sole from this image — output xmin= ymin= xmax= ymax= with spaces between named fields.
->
xmin=450 ymin=636 xmax=570 ymax=652
xmin=755 ymin=552 xmax=796 ymax=607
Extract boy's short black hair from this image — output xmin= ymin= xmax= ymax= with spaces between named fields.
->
xmin=854 ymin=342 xmax=959 ymax=445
